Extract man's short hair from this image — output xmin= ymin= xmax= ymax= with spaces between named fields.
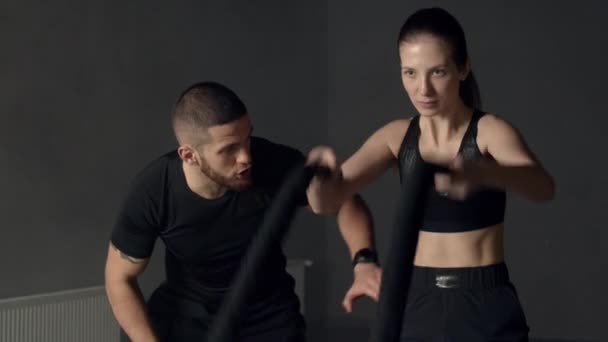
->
xmin=171 ymin=81 xmax=247 ymax=145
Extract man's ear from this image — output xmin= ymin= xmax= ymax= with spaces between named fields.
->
xmin=178 ymin=145 xmax=199 ymax=165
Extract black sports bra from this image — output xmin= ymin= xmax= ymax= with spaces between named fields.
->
xmin=397 ymin=109 xmax=506 ymax=232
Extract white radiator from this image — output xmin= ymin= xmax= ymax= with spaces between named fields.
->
xmin=286 ymin=258 xmax=312 ymax=314
xmin=0 ymin=286 xmax=120 ymax=342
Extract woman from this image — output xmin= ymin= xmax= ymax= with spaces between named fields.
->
xmin=308 ymin=7 xmax=555 ymax=341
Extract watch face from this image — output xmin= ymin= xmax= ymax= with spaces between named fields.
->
xmin=353 ymin=248 xmax=378 ymax=265
xmin=359 ymin=250 xmax=373 ymax=259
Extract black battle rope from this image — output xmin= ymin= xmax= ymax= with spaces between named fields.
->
xmin=370 ymin=162 xmax=449 ymax=342
xmin=206 ymin=164 xmax=330 ymax=342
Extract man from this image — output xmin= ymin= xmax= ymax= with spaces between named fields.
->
xmin=105 ymin=81 xmax=382 ymax=341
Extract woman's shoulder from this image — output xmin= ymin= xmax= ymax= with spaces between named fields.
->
xmin=378 ymin=116 xmax=417 ymax=156
xmin=477 ymin=111 xmax=518 ymax=136
xmin=380 ymin=116 xmax=417 ymax=135
xmin=476 ymin=111 xmax=524 ymax=152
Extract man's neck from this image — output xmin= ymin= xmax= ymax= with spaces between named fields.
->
xmin=182 ymin=162 xmax=228 ymax=199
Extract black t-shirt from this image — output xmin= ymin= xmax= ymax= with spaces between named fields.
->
xmin=110 ymin=137 xmax=307 ymax=318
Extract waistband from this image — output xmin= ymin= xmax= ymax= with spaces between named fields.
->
xmin=410 ymin=262 xmax=510 ymax=289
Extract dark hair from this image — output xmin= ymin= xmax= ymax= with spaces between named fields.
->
xmin=171 ymin=81 xmax=247 ymax=143
xmin=398 ymin=7 xmax=481 ymax=108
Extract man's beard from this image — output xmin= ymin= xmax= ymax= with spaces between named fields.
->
xmin=199 ymin=157 xmax=251 ymax=191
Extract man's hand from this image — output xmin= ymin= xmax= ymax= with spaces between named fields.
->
xmin=342 ymin=263 xmax=383 ymax=313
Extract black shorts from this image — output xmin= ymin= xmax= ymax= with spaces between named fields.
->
xmin=401 ymin=262 xmax=529 ymax=341
xmin=146 ymin=287 xmax=306 ymax=342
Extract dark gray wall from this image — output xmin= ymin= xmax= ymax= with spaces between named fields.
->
xmin=1 ymin=1 xmax=605 ymax=341
xmin=327 ymin=1 xmax=607 ymax=341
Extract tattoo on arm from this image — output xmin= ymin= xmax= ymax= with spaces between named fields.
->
xmin=112 ymin=245 xmax=145 ymax=264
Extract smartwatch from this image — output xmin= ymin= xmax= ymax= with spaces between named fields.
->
xmin=352 ymin=248 xmax=378 ymax=266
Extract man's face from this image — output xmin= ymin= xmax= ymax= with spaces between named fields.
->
xmin=196 ymin=115 xmax=253 ymax=191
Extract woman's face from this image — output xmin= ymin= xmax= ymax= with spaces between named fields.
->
xmin=399 ymin=34 xmax=468 ymax=116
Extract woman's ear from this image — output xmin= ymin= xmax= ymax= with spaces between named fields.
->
xmin=460 ymin=59 xmax=471 ymax=81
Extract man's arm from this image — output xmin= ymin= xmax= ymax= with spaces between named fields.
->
xmin=104 ymin=242 xmax=158 ymax=342
xmin=334 ymin=195 xmax=383 ymax=313
xmin=336 ymin=195 xmax=375 ymax=259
